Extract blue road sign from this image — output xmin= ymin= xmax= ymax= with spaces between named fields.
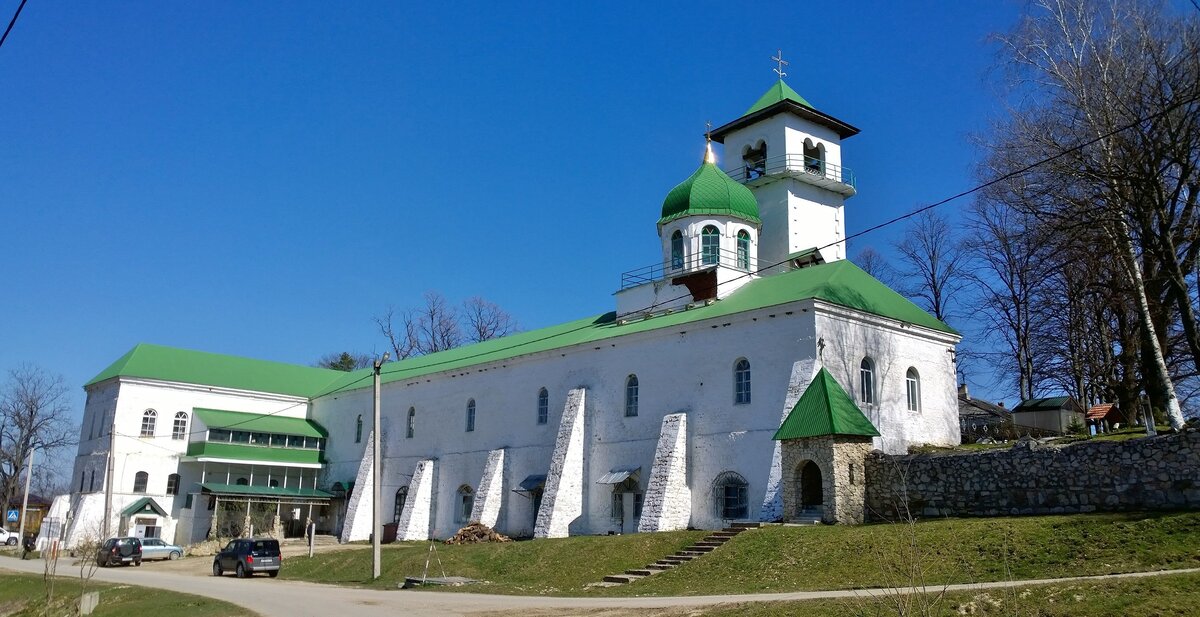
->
xmin=5 ymin=509 xmax=17 ymax=522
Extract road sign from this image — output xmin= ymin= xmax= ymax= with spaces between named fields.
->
xmin=5 ymin=509 xmax=17 ymax=523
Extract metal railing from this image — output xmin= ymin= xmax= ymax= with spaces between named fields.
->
xmin=620 ymin=248 xmax=757 ymax=290
xmin=725 ymin=154 xmax=855 ymax=188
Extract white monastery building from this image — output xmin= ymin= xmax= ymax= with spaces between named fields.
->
xmin=58 ymin=78 xmax=960 ymax=547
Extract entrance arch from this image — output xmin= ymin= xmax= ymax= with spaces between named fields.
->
xmin=795 ymin=460 xmax=824 ymax=514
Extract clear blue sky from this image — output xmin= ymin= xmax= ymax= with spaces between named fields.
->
xmin=1 ymin=1 xmax=1026 ymax=435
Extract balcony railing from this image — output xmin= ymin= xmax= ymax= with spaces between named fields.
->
xmin=620 ymin=248 xmax=757 ymax=290
xmin=725 ymin=154 xmax=855 ymax=189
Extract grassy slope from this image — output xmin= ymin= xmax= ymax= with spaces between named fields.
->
xmin=0 ymin=572 xmax=256 ymax=617
xmin=281 ymin=511 xmax=1200 ymax=597
xmin=693 ymin=570 xmax=1200 ymax=617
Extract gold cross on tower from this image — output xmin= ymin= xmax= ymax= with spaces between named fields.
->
xmin=772 ymin=49 xmax=788 ymax=79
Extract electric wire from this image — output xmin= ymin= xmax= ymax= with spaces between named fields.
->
xmin=0 ymin=0 xmax=27 ymax=51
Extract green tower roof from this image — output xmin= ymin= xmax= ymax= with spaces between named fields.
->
xmin=745 ymin=79 xmax=814 ymax=115
xmin=773 ymin=368 xmax=881 ymax=440
xmin=658 ymin=159 xmax=761 ymax=227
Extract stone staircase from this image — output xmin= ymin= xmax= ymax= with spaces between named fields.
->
xmin=792 ymin=507 xmax=824 ymax=525
xmin=601 ymin=522 xmax=759 ymax=585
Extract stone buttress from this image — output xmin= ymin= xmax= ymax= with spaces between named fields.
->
xmin=759 ymin=359 xmax=818 ymax=521
xmin=534 ymin=387 xmax=586 ymax=538
xmin=637 ymin=412 xmax=691 ymax=532
xmin=470 ymin=448 xmax=506 ymax=528
xmin=339 ymin=429 xmax=375 ymax=543
xmin=395 ymin=459 xmax=437 ymax=540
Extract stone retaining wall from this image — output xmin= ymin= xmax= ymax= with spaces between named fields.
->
xmin=864 ymin=430 xmax=1200 ymax=521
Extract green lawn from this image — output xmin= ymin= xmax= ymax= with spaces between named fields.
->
xmin=0 ymin=572 xmax=256 ymax=617
xmin=280 ymin=511 xmax=1200 ymax=597
xmin=688 ymin=570 xmax=1200 ymax=617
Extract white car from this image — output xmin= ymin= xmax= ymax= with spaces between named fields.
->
xmin=0 ymin=528 xmax=18 ymax=546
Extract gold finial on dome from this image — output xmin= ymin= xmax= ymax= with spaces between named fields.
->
xmin=704 ymin=121 xmax=716 ymax=164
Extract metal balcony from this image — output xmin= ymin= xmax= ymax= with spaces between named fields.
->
xmin=724 ymin=154 xmax=856 ymax=196
xmin=620 ymin=248 xmax=757 ymax=290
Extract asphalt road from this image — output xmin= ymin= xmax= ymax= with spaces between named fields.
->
xmin=2 ymin=554 xmax=1197 ymax=617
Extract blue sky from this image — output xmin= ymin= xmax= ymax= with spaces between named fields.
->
xmin=1 ymin=1 xmax=1027 ymax=433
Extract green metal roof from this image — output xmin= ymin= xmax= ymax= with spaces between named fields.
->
xmin=1012 ymin=396 xmax=1082 ymax=413
xmin=186 ymin=442 xmax=323 ymax=465
xmin=659 ymin=160 xmax=761 ymax=226
xmin=316 ymin=259 xmax=956 ymax=392
xmin=120 ymin=497 xmax=167 ymax=518
xmin=86 ymin=343 xmax=344 ymax=397
xmin=194 ymin=408 xmax=326 ymax=438
xmin=199 ymin=482 xmax=332 ymax=499
xmin=745 ymin=79 xmax=814 ymax=115
xmin=773 ymin=368 xmax=880 ymax=440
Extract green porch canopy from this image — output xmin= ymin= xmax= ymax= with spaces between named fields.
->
xmin=194 ymin=408 xmax=326 ymax=438
xmin=200 ymin=482 xmax=333 ymax=499
xmin=773 ymin=368 xmax=880 ymax=440
xmin=120 ymin=497 xmax=167 ymax=518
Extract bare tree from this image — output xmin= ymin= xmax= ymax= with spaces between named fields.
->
xmin=315 ymin=352 xmax=373 ymax=372
xmin=462 ymin=296 xmax=518 ymax=343
xmin=0 ymin=365 xmax=76 ymax=514
xmin=983 ymin=0 xmax=1199 ymax=427
xmin=892 ymin=210 xmax=968 ymax=324
xmin=376 ymin=292 xmax=517 ymax=359
xmin=853 ymin=246 xmax=899 ymax=287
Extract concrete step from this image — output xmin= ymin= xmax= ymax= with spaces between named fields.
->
xmin=676 ymin=551 xmax=705 ymax=557
xmin=604 ymin=574 xmax=640 ymax=584
xmin=731 ymin=522 xmax=761 ymax=529
xmin=624 ymin=568 xmax=652 ymax=576
xmin=662 ymin=555 xmax=692 ymax=563
xmin=646 ymin=564 xmax=672 ymax=571
xmin=695 ymin=541 xmax=725 ymax=547
xmin=711 ymin=530 xmax=740 ymax=538
xmin=720 ymin=527 xmax=746 ymax=534
xmin=701 ymin=536 xmax=729 ymax=543
xmin=684 ymin=545 xmax=714 ymax=552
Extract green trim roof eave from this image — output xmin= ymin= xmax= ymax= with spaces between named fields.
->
xmin=774 ymin=368 xmax=880 ymax=440
xmin=709 ymin=80 xmax=860 ymax=142
xmin=658 ymin=161 xmax=762 ymax=227
xmin=120 ymin=497 xmax=168 ymax=518
xmin=200 ymin=482 xmax=333 ymax=499
xmin=327 ymin=260 xmax=955 ymax=394
xmin=194 ymin=408 xmax=327 ymax=438
xmin=186 ymin=442 xmax=323 ymax=465
xmin=85 ymin=343 xmax=345 ymax=398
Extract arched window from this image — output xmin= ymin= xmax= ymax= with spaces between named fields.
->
xmin=701 ymin=226 xmax=720 ymax=266
xmin=670 ymin=230 xmax=684 ymax=270
xmin=734 ymin=358 xmax=752 ymax=404
xmin=133 ymin=471 xmax=149 ymax=493
xmin=394 ymin=486 xmax=409 ymax=522
xmin=742 ymin=140 xmax=767 ymax=180
xmin=456 ymin=485 xmax=474 ymax=523
xmin=624 ymin=375 xmax=639 ymax=417
xmin=140 ymin=409 xmax=157 ymax=437
xmin=355 ymin=415 xmax=363 ymax=443
xmin=713 ymin=471 xmax=748 ymax=520
xmin=906 ymin=368 xmax=921 ymax=411
xmin=860 ymin=358 xmax=876 ymax=405
xmin=235 ymin=477 xmax=249 ymax=486
xmin=537 ymin=388 xmax=549 ymax=425
xmin=736 ymin=230 xmax=751 ymax=270
xmin=466 ymin=399 xmax=476 ymax=432
xmin=804 ymin=139 xmax=825 ymax=175
xmin=166 ymin=473 xmax=180 ymax=495
xmin=406 ymin=408 xmax=415 ymax=439
xmin=172 ymin=412 xmax=188 ymax=440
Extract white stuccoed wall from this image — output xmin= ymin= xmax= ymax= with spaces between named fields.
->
xmin=339 ymin=429 xmax=374 ymax=543
xmin=395 ymin=459 xmax=436 ymax=541
xmin=534 ymin=388 xmax=586 ymax=538
xmin=471 ymin=449 xmax=505 ymax=528
xmin=637 ymin=413 xmax=690 ymax=532
xmin=758 ymin=358 xmax=818 ymax=521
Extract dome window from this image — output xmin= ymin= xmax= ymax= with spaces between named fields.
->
xmin=742 ymin=141 xmax=767 ymax=180
xmin=701 ymin=226 xmax=720 ymax=266
xmin=736 ymin=230 xmax=751 ymax=270
xmin=670 ymin=230 xmax=684 ymax=270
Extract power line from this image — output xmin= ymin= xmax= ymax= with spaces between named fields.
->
xmin=0 ymin=0 xmax=27 ymax=51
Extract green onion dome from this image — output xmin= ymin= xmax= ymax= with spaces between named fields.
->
xmin=659 ymin=159 xmax=761 ymax=227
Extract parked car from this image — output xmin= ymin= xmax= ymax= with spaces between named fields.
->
xmin=0 ymin=528 xmax=18 ymax=546
xmin=212 ymin=538 xmax=281 ymax=578
xmin=139 ymin=538 xmax=184 ymax=561
xmin=95 ymin=537 xmax=142 ymax=567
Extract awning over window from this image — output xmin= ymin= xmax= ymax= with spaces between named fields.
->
xmin=516 ymin=474 xmax=546 ymax=492
xmin=120 ymin=497 xmax=167 ymax=518
xmin=596 ymin=466 xmax=641 ymax=485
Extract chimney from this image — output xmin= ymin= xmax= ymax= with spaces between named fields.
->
xmin=958 ymin=383 xmax=970 ymax=401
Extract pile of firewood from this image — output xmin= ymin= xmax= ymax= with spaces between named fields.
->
xmin=444 ymin=522 xmax=512 ymax=545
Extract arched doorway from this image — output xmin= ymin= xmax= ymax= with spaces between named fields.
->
xmin=795 ymin=461 xmax=823 ymax=515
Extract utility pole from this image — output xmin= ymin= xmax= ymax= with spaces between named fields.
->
xmin=372 ymin=351 xmax=389 ymax=580
xmin=17 ymin=448 xmax=34 ymax=540
xmin=103 ymin=410 xmax=116 ymax=538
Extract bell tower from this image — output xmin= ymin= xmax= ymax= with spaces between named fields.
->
xmin=708 ymin=54 xmax=859 ymax=269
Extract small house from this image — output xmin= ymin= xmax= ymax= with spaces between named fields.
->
xmin=1011 ymin=396 xmax=1086 ymax=435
